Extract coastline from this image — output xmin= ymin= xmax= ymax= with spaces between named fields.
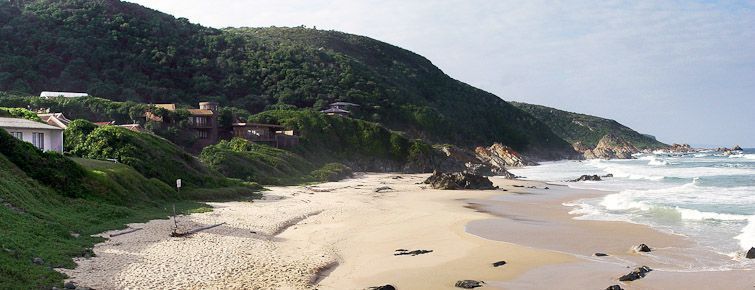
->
xmin=58 ymin=173 xmax=754 ymax=289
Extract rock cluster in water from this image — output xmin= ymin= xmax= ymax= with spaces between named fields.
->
xmin=568 ymin=174 xmax=602 ymax=182
xmin=423 ymin=171 xmax=497 ymax=190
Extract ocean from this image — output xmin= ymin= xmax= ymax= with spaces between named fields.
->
xmin=508 ymin=148 xmax=755 ymax=269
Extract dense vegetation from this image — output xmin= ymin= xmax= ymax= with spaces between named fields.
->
xmin=248 ymin=109 xmax=438 ymax=170
xmin=512 ymin=102 xmax=667 ymax=149
xmin=66 ymin=124 xmax=240 ymax=188
xmin=0 ymin=0 xmax=574 ymax=155
xmin=0 ymin=130 xmax=211 ymax=289
xmin=0 ymin=107 xmax=41 ymax=121
xmin=200 ymin=138 xmax=352 ymax=185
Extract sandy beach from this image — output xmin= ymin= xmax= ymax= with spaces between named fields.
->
xmin=58 ymin=173 xmax=754 ymax=289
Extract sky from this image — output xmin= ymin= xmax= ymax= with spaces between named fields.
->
xmin=128 ymin=0 xmax=755 ymax=147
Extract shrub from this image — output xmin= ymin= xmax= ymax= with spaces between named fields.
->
xmin=310 ymin=163 xmax=353 ymax=182
xmin=64 ymin=119 xmax=98 ymax=153
xmin=0 ymin=129 xmax=90 ymax=197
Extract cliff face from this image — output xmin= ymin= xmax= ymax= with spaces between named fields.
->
xmin=577 ymin=134 xmax=639 ymax=159
xmin=475 ymin=143 xmax=537 ymax=169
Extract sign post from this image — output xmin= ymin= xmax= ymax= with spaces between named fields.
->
xmin=172 ymin=179 xmax=182 ymax=235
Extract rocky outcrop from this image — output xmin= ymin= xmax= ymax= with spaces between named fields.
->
xmin=618 ymin=266 xmax=652 ymax=281
xmin=568 ymin=174 xmax=602 ymax=182
xmin=577 ymin=134 xmax=638 ymax=159
xmin=746 ymin=247 xmax=755 ymax=259
xmin=474 ymin=143 xmax=537 ymax=169
xmin=669 ymin=143 xmax=692 ymax=153
xmin=423 ymin=171 xmax=497 ymax=190
xmin=733 ymin=145 xmax=743 ymax=151
xmin=429 ymin=145 xmax=517 ymax=178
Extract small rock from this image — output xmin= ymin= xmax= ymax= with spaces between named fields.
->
xmin=594 ymin=253 xmax=609 ymax=257
xmin=455 ymin=280 xmax=484 ymax=289
xmin=746 ymin=247 xmax=755 ymax=259
xmin=634 ymin=243 xmax=651 ymax=253
xmin=603 ymin=174 xmax=614 ymax=178
xmin=367 ymin=285 xmax=396 ymax=290
xmin=605 ymin=285 xmax=624 ymax=290
xmin=32 ymin=257 xmax=44 ymax=265
xmin=492 ymin=260 xmax=507 ymax=267
xmin=375 ymin=186 xmax=393 ymax=193
xmin=64 ymin=281 xmax=76 ymax=289
xmin=544 ymin=187 xmax=549 ymax=190
xmin=619 ymin=266 xmax=652 ymax=281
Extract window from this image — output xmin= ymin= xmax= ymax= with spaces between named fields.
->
xmin=32 ymin=132 xmax=44 ymax=150
xmin=9 ymin=131 xmax=22 ymax=140
xmin=197 ymin=130 xmax=208 ymax=139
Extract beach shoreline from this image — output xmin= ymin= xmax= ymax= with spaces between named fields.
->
xmin=57 ymin=173 xmax=754 ymax=289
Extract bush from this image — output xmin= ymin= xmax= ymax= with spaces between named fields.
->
xmin=76 ymin=126 xmax=229 ymax=188
xmin=0 ymin=107 xmax=41 ymax=121
xmin=0 ymin=129 xmax=90 ymax=198
xmin=64 ymin=119 xmax=98 ymax=153
xmin=310 ymin=163 xmax=353 ymax=182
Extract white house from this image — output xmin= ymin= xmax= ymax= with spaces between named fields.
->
xmin=39 ymin=91 xmax=89 ymax=99
xmin=0 ymin=117 xmax=64 ymax=152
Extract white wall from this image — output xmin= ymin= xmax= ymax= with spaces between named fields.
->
xmin=2 ymin=127 xmax=64 ymax=153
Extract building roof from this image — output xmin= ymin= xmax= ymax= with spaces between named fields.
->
xmin=118 ymin=124 xmax=145 ymax=132
xmin=40 ymin=91 xmax=88 ymax=98
xmin=321 ymin=108 xmax=351 ymax=114
xmin=94 ymin=121 xmax=115 ymax=126
xmin=37 ymin=113 xmax=72 ymax=129
xmin=330 ymin=102 xmax=360 ymax=107
xmin=232 ymin=122 xmax=284 ymax=128
xmin=153 ymin=104 xmax=177 ymax=111
xmin=0 ymin=117 xmax=64 ymax=130
xmin=187 ymin=109 xmax=214 ymax=116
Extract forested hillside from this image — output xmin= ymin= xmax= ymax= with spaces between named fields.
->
xmin=512 ymin=102 xmax=667 ymax=149
xmin=0 ymin=0 xmax=573 ymax=156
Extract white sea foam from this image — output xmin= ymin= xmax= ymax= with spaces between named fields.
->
xmin=647 ymin=157 xmax=670 ymax=166
xmin=735 ymin=217 xmax=755 ymax=251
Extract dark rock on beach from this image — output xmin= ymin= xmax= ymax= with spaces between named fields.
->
xmin=394 ymin=249 xmax=433 ymax=256
xmin=634 ymin=243 xmax=652 ymax=253
xmin=746 ymin=247 xmax=755 ymax=259
xmin=367 ymin=285 xmax=396 ymax=290
xmin=605 ymin=285 xmax=624 ymax=290
xmin=423 ymin=171 xmax=497 ymax=190
xmin=569 ymin=174 xmax=602 ymax=182
xmin=594 ymin=252 xmax=609 ymax=257
xmin=492 ymin=260 xmax=507 ymax=267
xmin=64 ymin=282 xmax=76 ymax=289
xmin=455 ymin=280 xmax=484 ymax=288
xmin=618 ymin=266 xmax=652 ymax=281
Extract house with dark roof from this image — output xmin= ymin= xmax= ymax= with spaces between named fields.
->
xmin=145 ymin=101 xmax=219 ymax=148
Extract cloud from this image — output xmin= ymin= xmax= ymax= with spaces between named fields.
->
xmin=129 ymin=0 xmax=755 ymax=146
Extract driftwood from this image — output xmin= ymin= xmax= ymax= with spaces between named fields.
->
xmin=109 ymin=228 xmax=143 ymax=237
xmin=171 ymin=222 xmax=226 ymax=237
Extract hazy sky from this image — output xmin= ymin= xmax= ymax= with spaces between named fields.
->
xmin=128 ymin=0 xmax=755 ymax=147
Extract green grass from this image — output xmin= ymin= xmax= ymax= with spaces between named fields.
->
xmin=200 ymin=137 xmax=354 ymax=185
xmin=0 ymin=130 xmax=262 ymax=289
xmin=0 ymin=153 xmax=209 ymax=289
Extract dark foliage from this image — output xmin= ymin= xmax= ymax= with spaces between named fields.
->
xmin=0 ymin=0 xmax=573 ymax=155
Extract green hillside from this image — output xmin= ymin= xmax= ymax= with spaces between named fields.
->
xmin=0 ymin=0 xmax=573 ymax=156
xmin=0 ymin=129 xmax=211 ymax=289
xmin=511 ymin=102 xmax=667 ymax=149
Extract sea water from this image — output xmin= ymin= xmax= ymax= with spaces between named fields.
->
xmin=508 ymin=149 xmax=755 ymax=268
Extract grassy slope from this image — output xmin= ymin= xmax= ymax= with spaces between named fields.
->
xmin=512 ymin=102 xmax=667 ymax=149
xmin=0 ymin=153 xmax=205 ymax=289
xmin=0 ymin=0 xmax=574 ymax=156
